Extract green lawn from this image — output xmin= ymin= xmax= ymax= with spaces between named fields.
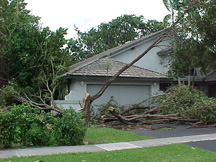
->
xmin=2 ymin=144 xmax=216 ymax=162
xmin=84 ymin=127 xmax=152 ymax=144
xmin=2 ymin=127 xmax=216 ymax=161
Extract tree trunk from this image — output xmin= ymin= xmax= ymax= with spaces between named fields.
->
xmin=81 ymin=93 xmax=92 ymax=122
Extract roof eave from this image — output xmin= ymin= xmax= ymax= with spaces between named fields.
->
xmin=63 ymin=74 xmax=170 ymax=81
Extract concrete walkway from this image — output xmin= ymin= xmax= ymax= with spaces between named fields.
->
xmin=1 ymin=133 xmax=216 ymax=159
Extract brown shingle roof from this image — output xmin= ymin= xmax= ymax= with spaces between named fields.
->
xmin=64 ymin=59 xmax=167 ymax=79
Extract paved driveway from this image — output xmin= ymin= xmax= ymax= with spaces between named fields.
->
xmin=130 ymin=124 xmax=216 ymax=152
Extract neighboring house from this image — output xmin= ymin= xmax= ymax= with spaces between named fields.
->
xmin=55 ymin=30 xmax=173 ymax=110
xmin=205 ymin=72 xmax=216 ymax=97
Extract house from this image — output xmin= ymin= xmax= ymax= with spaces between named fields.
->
xmin=55 ymin=30 xmax=173 ymax=110
xmin=205 ymin=72 xmax=216 ymax=97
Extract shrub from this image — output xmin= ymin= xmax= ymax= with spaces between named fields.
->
xmin=0 ymin=104 xmax=54 ymax=147
xmin=27 ymin=112 xmax=56 ymax=146
xmin=0 ymin=105 xmax=87 ymax=148
xmin=54 ymin=108 xmax=87 ymax=145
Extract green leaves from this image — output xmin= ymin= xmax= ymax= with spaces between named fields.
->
xmin=0 ymin=0 xmax=72 ymax=109
xmin=156 ymin=85 xmax=216 ymax=124
xmin=166 ymin=0 xmax=216 ymax=77
xmin=163 ymin=0 xmax=171 ymax=12
xmin=0 ymin=105 xmax=87 ymax=147
xmin=53 ymin=108 xmax=87 ymax=146
xmin=163 ymin=14 xmax=171 ymax=27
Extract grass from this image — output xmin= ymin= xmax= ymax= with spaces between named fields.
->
xmin=1 ymin=127 xmax=216 ymax=161
xmin=2 ymin=144 xmax=216 ymax=162
xmin=0 ymin=126 xmax=150 ymax=150
xmin=83 ymin=127 xmax=152 ymax=144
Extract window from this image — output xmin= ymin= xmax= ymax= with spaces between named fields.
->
xmin=159 ymin=83 xmax=171 ymax=92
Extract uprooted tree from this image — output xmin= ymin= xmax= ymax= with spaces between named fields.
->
xmin=0 ymin=0 xmax=167 ymax=113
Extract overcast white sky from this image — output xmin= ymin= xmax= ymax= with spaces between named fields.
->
xmin=25 ymin=0 xmax=170 ymax=38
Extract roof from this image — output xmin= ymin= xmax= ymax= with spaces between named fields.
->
xmin=64 ymin=30 xmax=168 ymax=80
xmin=64 ymin=59 xmax=167 ymax=79
xmin=205 ymin=72 xmax=216 ymax=82
xmin=68 ymin=30 xmax=165 ymax=73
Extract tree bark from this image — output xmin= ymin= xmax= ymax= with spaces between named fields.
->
xmin=12 ymin=95 xmax=63 ymax=114
xmin=81 ymin=93 xmax=92 ymax=122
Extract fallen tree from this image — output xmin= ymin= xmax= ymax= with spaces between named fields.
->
xmin=100 ymin=85 xmax=216 ymax=127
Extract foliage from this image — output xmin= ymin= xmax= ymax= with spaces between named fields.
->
xmin=0 ymin=104 xmax=53 ymax=147
xmin=6 ymin=25 xmax=71 ymax=101
xmin=156 ymin=85 xmax=216 ymax=124
xmin=3 ymin=144 xmax=216 ymax=162
xmin=0 ymin=82 xmax=19 ymax=107
xmin=92 ymin=97 xmax=124 ymax=119
xmin=0 ymin=0 xmax=72 ymax=110
xmin=67 ymin=38 xmax=91 ymax=64
xmin=54 ymin=108 xmax=87 ymax=146
xmin=69 ymin=14 xmax=164 ymax=62
xmin=0 ymin=105 xmax=87 ymax=148
xmin=163 ymin=0 xmax=216 ymax=78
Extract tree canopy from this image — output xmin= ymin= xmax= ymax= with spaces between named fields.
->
xmin=69 ymin=14 xmax=164 ymax=63
xmin=163 ymin=0 xmax=216 ymax=78
xmin=0 ymin=0 xmax=71 ymax=112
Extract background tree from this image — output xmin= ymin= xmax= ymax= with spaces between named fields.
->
xmin=69 ymin=14 xmax=164 ymax=62
xmin=163 ymin=0 xmax=216 ymax=78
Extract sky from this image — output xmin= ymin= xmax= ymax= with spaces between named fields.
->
xmin=25 ymin=0 xmax=170 ymax=38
